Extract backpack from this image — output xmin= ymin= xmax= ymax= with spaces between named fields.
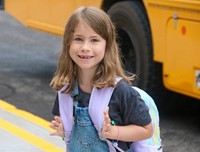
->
xmin=58 ymin=78 xmax=163 ymax=152
xmin=130 ymin=86 xmax=162 ymax=152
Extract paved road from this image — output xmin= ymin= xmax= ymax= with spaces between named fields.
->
xmin=1 ymin=10 xmax=200 ymax=152
xmin=0 ymin=10 xmax=60 ymax=121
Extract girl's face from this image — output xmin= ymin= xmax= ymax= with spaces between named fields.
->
xmin=69 ymin=22 xmax=106 ymax=74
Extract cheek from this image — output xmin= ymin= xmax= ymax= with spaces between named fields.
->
xmin=97 ymin=46 xmax=106 ymax=61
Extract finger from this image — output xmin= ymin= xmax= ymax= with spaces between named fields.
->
xmin=102 ymin=121 xmax=109 ymax=132
xmin=101 ymin=124 xmax=111 ymax=139
xmin=49 ymin=120 xmax=61 ymax=129
xmin=103 ymin=107 xmax=109 ymax=118
xmin=104 ymin=107 xmax=110 ymax=124
xmin=49 ymin=132 xmax=59 ymax=136
xmin=49 ymin=131 xmax=63 ymax=137
xmin=103 ymin=108 xmax=112 ymax=133
xmin=106 ymin=122 xmax=111 ymax=131
xmin=49 ymin=123 xmax=59 ymax=130
xmin=55 ymin=116 xmax=62 ymax=123
xmin=51 ymin=120 xmax=60 ymax=127
xmin=104 ymin=106 xmax=109 ymax=114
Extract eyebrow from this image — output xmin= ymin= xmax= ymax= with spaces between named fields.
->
xmin=73 ymin=34 xmax=100 ymax=38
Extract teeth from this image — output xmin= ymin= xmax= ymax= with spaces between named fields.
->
xmin=79 ymin=55 xmax=92 ymax=59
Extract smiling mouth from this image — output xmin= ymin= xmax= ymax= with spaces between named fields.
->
xmin=78 ymin=55 xmax=93 ymax=59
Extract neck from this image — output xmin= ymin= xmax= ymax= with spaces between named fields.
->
xmin=77 ymin=69 xmax=94 ymax=93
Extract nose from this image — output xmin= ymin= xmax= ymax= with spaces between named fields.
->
xmin=81 ymin=41 xmax=90 ymax=52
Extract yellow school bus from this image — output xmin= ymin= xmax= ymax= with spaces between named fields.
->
xmin=4 ymin=0 xmax=200 ymax=101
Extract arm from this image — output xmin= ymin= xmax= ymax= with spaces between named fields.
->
xmin=101 ymin=108 xmax=153 ymax=142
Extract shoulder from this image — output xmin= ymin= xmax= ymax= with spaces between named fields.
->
xmin=113 ymin=80 xmax=140 ymax=97
xmin=109 ymin=80 xmax=151 ymax=126
xmin=111 ymin=79 xmax=142 ymax=109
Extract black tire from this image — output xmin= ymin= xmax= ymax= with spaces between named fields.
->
xmin=108 ymin=1 xmax=154 ymax=90
xmin=107 ymin=1 xmax=170 ymax=107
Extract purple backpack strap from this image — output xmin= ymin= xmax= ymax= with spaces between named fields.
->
xmin=58 ymin=84 xmax=74 ymax=144
xmin=88 ymin=86 xmax=115 ymax=131
xmin=89 ymin=77 xmax=122 ymax=132
xmin=89 ymin=86 xmax=121 ymax=152
xmin=89 ymin=77 xmax=123 ymax=152
xmin=89 ymin=87 xmax=116 ymax=152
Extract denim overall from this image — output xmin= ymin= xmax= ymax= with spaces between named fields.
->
xmin=67 ymin=82 xmax=109 ymax=152
xmin=68 ymin=103 xmax=109 ymax=151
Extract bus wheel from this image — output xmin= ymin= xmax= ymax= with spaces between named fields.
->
xmin=108 ymin=1 xmax=168 ymax=106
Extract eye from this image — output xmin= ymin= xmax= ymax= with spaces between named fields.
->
xmin=74 ymin=37 xmax=82 ymax=41
xmin=91 ymin=38 xmax=99 ymax=42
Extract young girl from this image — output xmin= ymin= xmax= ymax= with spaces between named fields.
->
xmin=49 ymin=6 xmax=153 ymax=152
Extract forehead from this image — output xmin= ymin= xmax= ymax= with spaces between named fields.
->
xmin=73 ymin=22 xmax=98 ymax=36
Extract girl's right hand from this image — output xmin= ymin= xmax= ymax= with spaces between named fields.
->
xmin=49 ymin=116 xmax=65 ymax=137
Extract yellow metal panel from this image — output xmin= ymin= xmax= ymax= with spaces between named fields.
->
xmin=5 ymin=0 xmax=102 ymax=35
xmin=164 ymin=18 xmax=200 ymax=99
xmin=143 ymin=0 xmax=200 ymax=63
xmin=143 ymin=0 xmax=200 ymax=99
xmin=4 ymin=0 xmax=29 ymax=25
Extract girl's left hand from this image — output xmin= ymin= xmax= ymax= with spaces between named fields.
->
xmin=101 ymin=107 xmax=112 ymax=139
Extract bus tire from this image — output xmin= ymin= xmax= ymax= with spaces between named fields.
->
xmin=107 ymin=1 xmax=165 ymax=99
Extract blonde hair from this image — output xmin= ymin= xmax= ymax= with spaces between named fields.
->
xmin=50 ymin=6 xmax=135 ymax=93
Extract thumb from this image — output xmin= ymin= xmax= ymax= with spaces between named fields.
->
xmin=104 ymin=107 xmax=110 ymax=124
xmin=49 ymin=131 xmax=59 ymax=136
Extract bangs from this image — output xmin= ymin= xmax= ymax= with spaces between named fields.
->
xmin=80 ymin=8 xmax=109 ymax=40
